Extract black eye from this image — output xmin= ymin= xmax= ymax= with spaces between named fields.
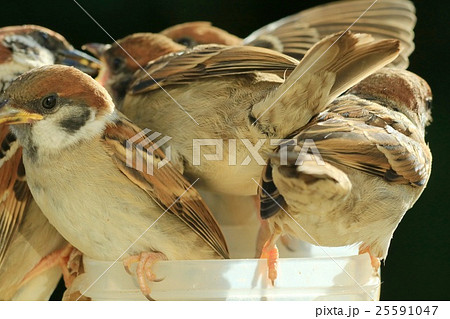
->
xmin=42 ymin=94 xmax=57 ymax=109
xmin=111 ymin=57 xmax=124 ymax=71
xmin=176 ymin=37 xmax=196 ymax=47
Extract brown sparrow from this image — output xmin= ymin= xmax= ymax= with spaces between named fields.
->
xmin=84 ymin=33 xmax=399 ymax=254
xmin=82 ymin=33 xmax=185 ymax=104
xmin=0 ymin=65 xmax=229 ymax=300
xmin=116 ymin=32 xmax=400 ymax=198
xmin=160 ymin=0 xmax=415 ymax=66
xmin=259 ymin=67 xmax=432 ymax=282
xmin=84 ymin=0 xmax=416 ymax=242
xmin=0 ymin=25 xmax=100 ymax=87
xmin=84 ymin=1 xmax=415 ymax=107
xmin=0 ymin=25 xmax=100 ymax=300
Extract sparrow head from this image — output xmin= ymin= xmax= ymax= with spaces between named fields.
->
xmin=83 ymin=33 xmax=184 ymax=103
xmin=349 ymin=68 xmax=432 ymax=130
xmin=160 ymin=21 xmax=242 ymax=47
xmin=0 ymin=65 xmax=114 ymax=157
xmin=0 ymin=25 xmax=101 ymax=88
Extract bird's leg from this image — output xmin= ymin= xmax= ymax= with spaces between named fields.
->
xmin=123 ymin=252 xmax=167 ymax=300
xmin=260 ymin=231 xmax=281 ymax=285
xmin=19 ymin=243 xmax=76 ymax=289
xmin=359 ymin=245 xmax=381 ymax=271
xmin=255 ymin=193 xmax=282 ymax=285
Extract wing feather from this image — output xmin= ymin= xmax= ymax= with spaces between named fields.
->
xmin=287 ymin=97 xmax=431 ymax=186
xmin=129 ymin=45 xmax=298 ymax=94
xmin=0 ymin=125 xmax=32 ymax=267
xmin=102 ymin=116 xmax=229 ymax=259
xmin=244 ymin=0 xmax=415 ymax=67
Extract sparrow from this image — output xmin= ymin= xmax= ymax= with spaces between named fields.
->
xmin=0 ymin=25 xmax=100 ymax=88
xmin=82 ymin=33 xmax=185 ymax=104
xmin=83 ymin=0 xmax=416 ymax=245
xmin=160 ymin=0 xmax=415 ymax=66
xmin=258 ymin=67 xmax=432 ymax=282
xmin=0 ymin=65 xmax=229 ymax=300
xmin=0 ymin=25 xmax=100 ymax=300
xmin=82 ymin=33 xmax=400 ymax=263
xmin=84 ymin=0 xmax=415 ymax=106
xmin=116 ymin=32 xmax=401 ymax=198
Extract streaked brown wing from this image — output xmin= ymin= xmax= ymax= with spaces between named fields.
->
xmin=102 ymin=115 xmax=229 ymax=259
xmin=289 ymin=99 xmax=430 ymax=186
xmin=0 ymin=125 xmax=32 ymax=267
xmin=244 ymin=0 xmax=415 ymax=66
xmin=129 ymin=45 xmax=298 ymax=94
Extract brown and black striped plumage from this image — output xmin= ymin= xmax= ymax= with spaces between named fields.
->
xmin=0 ymin=126 xmax=31 ymax=268
xmin=0 ymin=65 xmax=230 ymax=299
xmin=244 ymin=0 xmax=415 ymax=65
xmin=260 ymin=68 xmax=432 ymax=260
xmin=90 ymin=1 xmax=416 ymax=106
xmin=103 ymin=117 xmax=229 ymax=259
xmin=129 ymin=44 xmax=298 ymax=94
xmin=160 ymin=0 xmax=415 ymax=66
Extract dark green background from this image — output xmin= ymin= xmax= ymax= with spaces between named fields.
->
xmin=2 ymin=0 xmax=448 ymax=300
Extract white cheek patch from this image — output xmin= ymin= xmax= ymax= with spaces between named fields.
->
xmin=31 ymin=107 xmax=111 ymax=154
xmin=3 ymin=35 xmax=55 ymax=69
xmin=32 ymin=119 xmax=79 ymax=151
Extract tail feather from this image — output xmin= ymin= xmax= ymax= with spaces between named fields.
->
xmin=251 ymin=31 xmax=400 ymax=138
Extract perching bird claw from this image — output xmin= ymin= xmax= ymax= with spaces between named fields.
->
xmin=123 ymin=252 xmax=167 ymax=300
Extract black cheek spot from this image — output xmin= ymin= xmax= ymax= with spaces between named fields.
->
xmin=59 ymin=107 xmax=91 ymax=133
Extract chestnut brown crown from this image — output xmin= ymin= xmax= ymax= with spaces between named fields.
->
xmin=349 ymin=68 xmax=432 ymax=129
xmin=104 ymin=33 xmax=185 ymax=75
xmin=3 ymin=65 xmax=113 ymax=116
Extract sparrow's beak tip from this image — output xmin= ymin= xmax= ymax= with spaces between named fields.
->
xmin=57 ymin=48 xmax=102 ymax=77
xmin=0 ymin=103 xmax=43 ymax=125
